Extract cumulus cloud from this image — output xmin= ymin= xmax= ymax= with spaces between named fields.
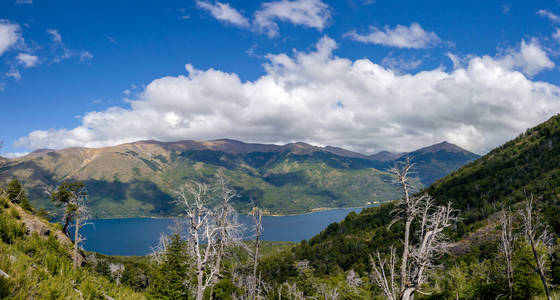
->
xmin=537 ymin=9 xmax=560 ymax=23
xmin=497 ymin=39 xmax=554 ymax=76
xmin=16 ymin=53 xmax=39 ymax=67
xmin=0 ymin=20 xmax=21 ymax=56
xmin=254 ymin=0 xmax=331 ymax=37
xmin=15 ymin=37 xmax=560 ymax=154
xmin=15 ymin=0 xmax=32 ymax=4
xmin=345 ymin=23 xmax=440 ymax=49
xmin=196 ymin=1 xmax=250 ymax=27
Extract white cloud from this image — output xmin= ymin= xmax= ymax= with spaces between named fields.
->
xmin=553 ymin=28 xmax=560 ymax=42
xmin=16 ymin=53 xmax=39 ymax=67
xmin=15 ymin=37 xmax=560 ymax=154
xmin=537 ymin=9 xmax=560 ymax=23
xmin=47 ymin=29 xmax=62 ymax=42
xmin=47 ymin=29 xmax=93 ymax=62
xmin=15 ymin=0 xmax=32 ymax=4
xmin=1 ymin=152 xmax=29 ymax=159
xmin=381 ymin=55 xmax=422 ymax=72
xmin=496 ymin=39 xmax=554 ymax=76
xmin=6 ymin=69 xmax=21 ymax=80
xmin=254 ymin=0 xmax=331 ymax=37
xmin=196 ymin=1 xmax=250 ymax=27
xmin=345 ymin=23 xmax=440 ymax=49
xmin=0 ymin=20 xmax=21 ymax=56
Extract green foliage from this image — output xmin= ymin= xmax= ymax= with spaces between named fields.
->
xmin=0 ymin=212 xmax=25 ymax=244
xmin=0 ymin=201 xmax=146 ymax=299
xmin=8 ymin=207 xmax=20 ymax=219
xmin=5 ymin=178 xmax=32 ymax=211
xmin=6 ymin=178 xmax=24 ymax=204
xmin=50 ymin=181 xmax=86 ymax=204
xmin=51 ymin=181 xmax=86 ymax=234
xmin=149 ymin=233 xmax=190 ymax=299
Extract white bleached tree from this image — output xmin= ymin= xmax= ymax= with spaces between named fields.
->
xmin=176 ymin=181 xmax=219 ymax=300
xmin=370 ymin=158 xmax=458 ymax=300
xmin=175 ymin=172 xmax=243 ymax=300
xmin=521 ymin=194 xmax=554 ymax=300
xmin=499 ymin=208 xmax=515 ymax=300
xmin=213 ymin=170 xmax=243 ymax=279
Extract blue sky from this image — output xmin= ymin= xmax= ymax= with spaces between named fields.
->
xmin=1 ymin=0 xmax=560 ymax=157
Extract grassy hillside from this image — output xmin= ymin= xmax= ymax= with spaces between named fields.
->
xmin=258 ymin=114 xmax=560 ymax=299
xmin=0 ymin=193 xmax=146 ymax=299
xmin=0 ymin=139 xmax=476 ymax=218
xmin=426 ymin=114 xmax=560 ymax=230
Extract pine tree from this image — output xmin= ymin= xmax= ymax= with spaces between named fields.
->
xmin=149 ymin=233 xmax=190 ymax=299
xmin=6 ymin=178 xmax=32 ymax=211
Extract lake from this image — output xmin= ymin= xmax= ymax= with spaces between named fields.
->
xmin=81 ymin=206 xmax=374 ymax=256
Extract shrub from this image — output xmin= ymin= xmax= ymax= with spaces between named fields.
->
xmin=9 ymin=207 xmax=20 ymax=219
xmin=0 ymin=213 xmax=25 ymax=244
xmin=0 ymin=197 xmax=8 ymax=209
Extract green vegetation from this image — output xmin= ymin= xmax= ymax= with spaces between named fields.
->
xmin=0 ymin=191 xmax=145 ymax=299
xmin=6 ymin=178 xmax=32 ymax=211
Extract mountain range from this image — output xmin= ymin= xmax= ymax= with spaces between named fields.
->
xmin=0 ymin=139 xmax=478 ymax=218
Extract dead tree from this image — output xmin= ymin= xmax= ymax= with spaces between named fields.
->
xmin=213 ymin=170 xmax=242 ymax=279
xmin=251 ymin=205 xmax=264 ymax=300
xmin=72 ymin=189 xmax=90 ymax=268
xmin=177 ymin=181 xmax=219 ymax=300
xmin=521 ymin=194 xmax=554 ymax=300
xmin=371 ymin=246 xmax=398 ymax=300
xmin=346 ymin=269 xmax=362 ymax=292
xmin=370 ymin=159 xmax=458 ymax=300
xmin=500 ymin=208 xmax=515 ymax=300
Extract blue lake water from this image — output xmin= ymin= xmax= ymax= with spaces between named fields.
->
xmin=81 ymin=206 xmax=374 ymax=256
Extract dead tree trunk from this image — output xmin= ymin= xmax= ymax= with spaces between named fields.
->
xmin=521 ymin=195 xmax=553 ymax=300
xmin=252 ymin=207 xmax=263 ymax=300
xmin=73 ymin=215 xmax=81 ymax=268
xmin=177 ymin=181 xmax=219 ymax=300
xmin=500 ymin=209 xmax=514 ymax=300
xmin=370 ymin=159 xmax=458 ymax=300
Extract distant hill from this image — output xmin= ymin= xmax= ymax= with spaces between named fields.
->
xmin=0 ymin=139 xmax=477 ymax=218
xmin=400 ymin=141 xmax=481 ymax=185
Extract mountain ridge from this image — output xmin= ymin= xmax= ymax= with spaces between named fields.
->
xmin=0 ymin=139 xmax=478 ymax=218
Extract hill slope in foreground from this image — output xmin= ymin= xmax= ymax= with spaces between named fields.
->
xmin=0 ymin=194 xmax=144 ymax=299
xmin=266 ymin=114 xmax=560 ymax=298
xmin=0 ymin=139 xmax=477 ymax=218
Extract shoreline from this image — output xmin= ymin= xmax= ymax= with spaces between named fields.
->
xmin=88 ymin=202 xmax=382 ymax=221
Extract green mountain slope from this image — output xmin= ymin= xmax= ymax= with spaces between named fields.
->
xmin=261 ymin=114 xmax=560 ymax=298
xmin=0 ymin=139 xmax=477 ymax=218
xmin=426 ymin=115 xmax=560 ymax=227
